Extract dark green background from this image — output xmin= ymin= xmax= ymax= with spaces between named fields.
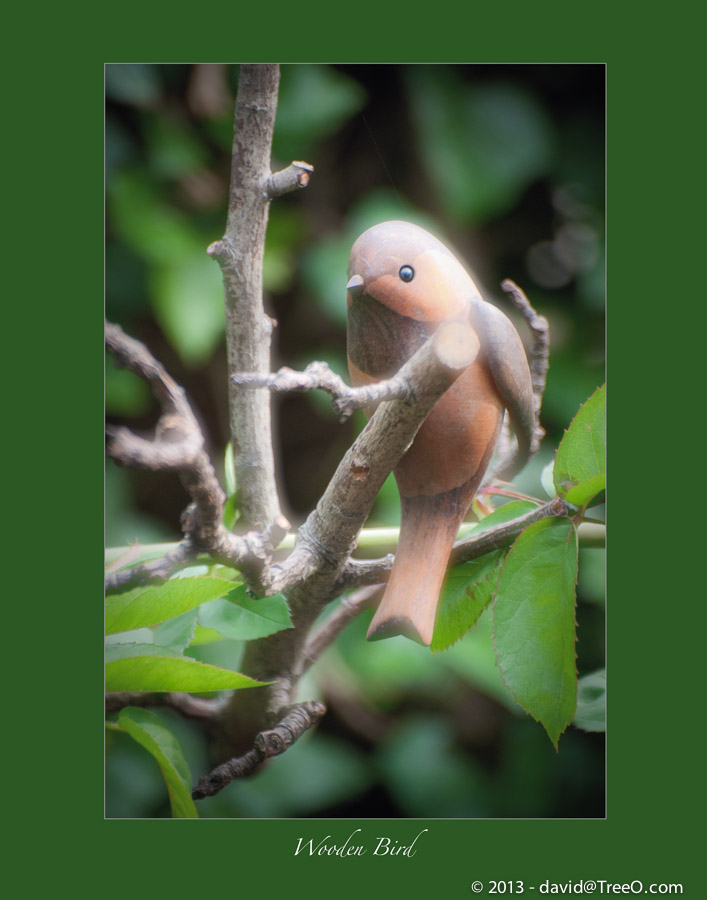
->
xmin=13 ymin=4 xmax=699 ymax=895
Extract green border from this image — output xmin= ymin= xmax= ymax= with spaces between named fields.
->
xmin=20 ymin=7 xmax=696 ymax=896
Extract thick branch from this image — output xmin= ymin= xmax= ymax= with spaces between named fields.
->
xmin=208 ymin=64 xmax=312 ymax=533
xmin=259 ymin=320 xmax=480 ymax=596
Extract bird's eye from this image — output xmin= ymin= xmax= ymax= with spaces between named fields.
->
xmin=399 ymin=265 xmax=415 ymax=283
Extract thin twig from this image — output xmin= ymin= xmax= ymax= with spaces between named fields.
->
xmin=192 ymin=700 xmax=326 ymax=798
xmin=105 ymin=692 xmax=227 ymax=720
xmin=484 ymin=281 xmax=550 ymax=483
xmin=232 ymin=360 xmax=416 ymax=420
xmin=334 ymin=498 xmax=569 ymax=591
xmin=105 ymin=321 xmax=276 ymax=592
xmin=297 ymin=585 xmax=384 ymax=674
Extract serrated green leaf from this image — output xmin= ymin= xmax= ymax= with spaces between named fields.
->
xmin=117 ymin=707 xmax=198 ymax=818
xmin=573 ymin=669 xmax=606 ymax=732
xmin=105 ymin=641 xmax=183 ymax=663
xmin=493 ymin=517 xmax=579 ymax=747
xmin=152 ymin=608 xmax=199 ymax=651
xmin=565 ymin=474 xmax=605 ymax=508
xmin=188 ymin=624 xmax=225 ymax=646
xmin=105 ymin=654 xmax=267 ymax=692
xmin=430 ymin=502 xmax=540 ymax=651
xmin=105 ymin=627 xmax=154 ymax=646
xmin=198 ymin=586 xmax=292 ymax=640
xmin=431 ymin=551 xmax=505 ymax=652
xmin=554 ymin=384 xmax=605 ymax=508
xmin=105 ymin=575 xmax=238 ymax=635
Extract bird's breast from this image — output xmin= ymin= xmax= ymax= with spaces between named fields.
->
xmin=347 ymin=292 xmax=504 ymax=498
xmin=347 ymin=292 xmax=432 ymax=381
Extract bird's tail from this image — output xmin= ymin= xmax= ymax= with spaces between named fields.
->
xmin=366 ymin=490 xmax=464 ymax=646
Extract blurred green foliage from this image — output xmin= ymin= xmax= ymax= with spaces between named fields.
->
xmin=105 ymin=63 xmax=605 ymax=819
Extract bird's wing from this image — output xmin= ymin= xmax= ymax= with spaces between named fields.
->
xmin=470 ymin=297 xmax=536 ymax=478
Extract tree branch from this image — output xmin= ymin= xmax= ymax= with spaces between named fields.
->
xmin=207 ymin=64 xmax=313 ymax=533
xmin=297 ymin=585 xmax=384 ymax=674
xmin=484 ymin=280 xmax=550 ymax=484
xmin=256 ymin=320 xmax=480 ymax=597
xmin=106 ymin=691 xmax=227 ymax=720
xmin=192 ymin=700 xmax=326 ymax=798
xmin=232 ymin=360 xmax=417 ymax=421
xmin=216 ymin=319 xmax=480 ymax=762
xmin=265 ymin=160 xmax=314 ymax=198
xmin=105 ymin=321 xmax=274 ymax=592
xmin=333 ymin=498 xmax=570 ymax=592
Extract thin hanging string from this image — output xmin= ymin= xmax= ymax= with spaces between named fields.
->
xmin=359 ymin=110 xmax=408 ymax=214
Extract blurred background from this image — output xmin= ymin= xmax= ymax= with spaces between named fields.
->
xmin=105 ymin=63 xmax=605 ymax=818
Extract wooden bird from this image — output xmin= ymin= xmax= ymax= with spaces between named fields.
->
xmin=346 ymin=220 xmax=535 ymax=646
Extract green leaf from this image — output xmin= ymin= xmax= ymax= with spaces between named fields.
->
xmin=152 ymin=608 xmax=199 ymax=651
xmin=554 ymin=384 xmax=606 ymax=508
xmin=275 ymin=65 xmax=365 ymax=159
xmin=224 ymin=442 xmax=236 ymax=497
xmin=151 ymin=251 xmax=225 ymax=366
xmin=105 ymin=575 xmax=238 ymax=635
xmin=222 ymin=493 xmax=239 ymax=531
xmin=117 ymin=707 xmax=198 ymax=818
xmin=144 ymin=113 xmax=206 ymax=178
xmin=431 ymin=502 xmax=541 ymax=650
xmin=473 ymin=499 xmax=540 ymax=532
xmin=493 ymin=517 xmax=579 ymax=747
xmin=541 ymin=460 xmax=556 ymax=498
xmin=406 ymin=67 xmax=552 ymax=224
xmin=573 ymin=669 xmax=606 ymax=732
xmin=188 ymin=624 xmax=225 ymax=646
xmin=107 ymin=171 xmax=225 ymax=365
xmin=431 ymin=551 xmax=504 ymax=652
xmin=197 ymin=585 xmax=292 ymax=640
xmin=105 ymin=627 xmax=154 ymax=646
xmin=108 ymin=171 xmax=195 ymax=264
xmin=105 ymin=642 xmax=183 ymax=663
xmin=105 ymin=654 xmax=267 ymax=692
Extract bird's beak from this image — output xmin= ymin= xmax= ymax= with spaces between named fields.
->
xmin=346 ymin=274 xmax=365 ymax=296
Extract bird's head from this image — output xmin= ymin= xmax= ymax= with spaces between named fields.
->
xmin=346 ymin=220 xmax=480 ymax=323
